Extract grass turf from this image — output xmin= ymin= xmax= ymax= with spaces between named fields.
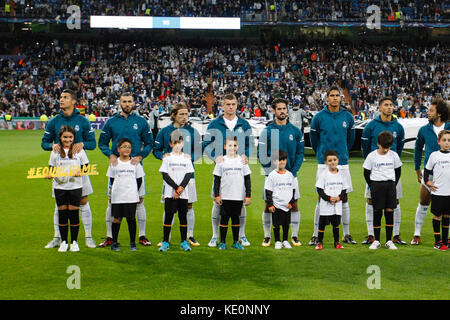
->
xmin=0 ymin=130 xmax=448 ymax=300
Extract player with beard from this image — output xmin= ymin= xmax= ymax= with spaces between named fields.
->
xmin=98 ymin=92 xmax=153 ymax=247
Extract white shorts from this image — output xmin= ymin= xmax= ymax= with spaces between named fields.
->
xmin=162 ymin=178 xmax=196 ymax=204
xmin=316 ymin=164 xmax=353 ymax=193
xmin=52 ymin=175 xmax=93 ymax=198
xmin=365 ymin=178 xmax=402 ymax=199
xmin=262 ymin=176 xmax=301 ymax=201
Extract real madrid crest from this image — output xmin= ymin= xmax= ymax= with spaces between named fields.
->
xmin=133 ymin=123 xmax=138 ymax=130
xmin=342 ymin=121 xmax=347 ymax=128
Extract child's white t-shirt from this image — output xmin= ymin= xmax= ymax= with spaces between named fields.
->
xmin=425 ymin=150 xmax=450 ymax=196
xmin=159 ymin=153 xmax=195 ymax=200
xmin=49 ymin=149 xmax=89 ymax=190
xmin=107 ymin=159 xmax=145 ymax=204
xmin=315 ymin=169 xmax=349 ymax=216
xmin=213 ymin=155 xmax=251 ymax=201
xmin=363 ymin=149 xmax=402 ymax=182
xmin=264 ymin=169 xmax=295 ymax=212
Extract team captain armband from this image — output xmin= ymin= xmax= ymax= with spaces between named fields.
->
xmin=27 ymin=164 xmax=99 ymax=179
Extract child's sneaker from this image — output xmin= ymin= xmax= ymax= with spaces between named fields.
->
xmin=69 ymin=241 xmax=80 ymax=252
xmin=282 ymin=240 xmax=292 ymax=249
xmin=218 ymin=243 xmax=227 ymax=250
xmin=308 ymin=236 xmax=318 ymax=246
xmin=434 ymin=241 xmax=449 ymax=251
xmin=188 ymin=237 xmax=200 ymax=247
xmin=180 ymin=240 xmax=192 ymax=251
xmin=362 ymin=235 xmax=375 ymax=245
xmin=274 ymin=241 xmax=283 ymax=250
xmin=369 ymin=240 xmax=381 ymax=250
xmin=208 ymin=237 xmax=218 ymax=248
xmin=385 ymin=240 xmax=398 ymax=250
xmin=129 ymin=242 xmax=138 ymax=251
xmin=232 ymin=242 xmax=244 ymax=250
xmin=85 ymin=237 xmax=97 ymax=248
xmin=111 ymin=242 xmax=120 ymax=251
xmin=139 ymin=236 xmax=152 ymax=246
xmin=315 ymin=242 xmax=323 ymax=250
xmin=58 ymin=241 xmax=69 ymax=252
xmin=334 ymin=241 xmax=344 ymax=249
xmin=410 ymin=235 xmax=421 ymax=245
xmin=342 ymin=234 xmax=356 ymax=244
xmin=158 ymin=241 xmax=170 ymax=252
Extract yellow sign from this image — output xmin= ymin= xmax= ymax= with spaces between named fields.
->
xmin=27 ymin=164 xmax=99 ymax=179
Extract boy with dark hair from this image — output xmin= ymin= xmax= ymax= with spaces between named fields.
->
xmin=363 ymin=131 xmax=402 ymax=250
xmin=264 ymin=150 xmax=296 ymax=249
xmin=315 ymin=150 xmax=349 ymax=250
xmin=158 ymin=130 xmax=194 ymax=252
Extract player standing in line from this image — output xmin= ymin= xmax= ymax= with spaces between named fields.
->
xmin=153 ymin=103 xmax=202 ymax=247
xmin=363 ymin=131 xmax=402 ymax=250
xmin=258 ymin=97 xmax=304 ymax=247
xmin=361 ymin=97 xmax=406 ymax=246
xmin=308 ymin=87 xmax=356 ymax=246
xmin=423 ymin=130 xmax=450 ymax=251
xmin=107 ymin=138 xmax=145 ymax=252
xmin=213 ymin=136 xmax=252 ymax=250
xmin=411 ymin=98 xmax=450 ymax=244
xmin=158 ymin=130 xmax=195 ymax=252
xmin=98 ymin=92 xmax=153 ymax=247
xmin=264 ymin=150 xmax=296 ymax=250
xmin=203 ymin=93 xmax=254 ymax=247
xmin=41 ymin=89 xmax=97 ymax=249
xmin=48 ymin=126 xmax=89 ymax=252
xmin=315 ymin=150 xmax=349 ymax=250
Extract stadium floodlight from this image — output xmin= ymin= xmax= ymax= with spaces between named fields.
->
xmin=90 ymin=16 xmax=240 ymax=30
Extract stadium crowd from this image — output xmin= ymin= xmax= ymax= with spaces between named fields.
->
xmin=2 ymin=0 xmax=448 ymax=22
xmin=0 ymin=39 xmax=448 ymax=120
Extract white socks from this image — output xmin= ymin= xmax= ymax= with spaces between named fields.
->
xmin=80 ymin=202 xmax=93 ymax=238
xmin=105 ymin=202 xmax=112 ymax=238
xmin=365 ymin=203 xmax=374 ymax=236
xmin=414 ymin=203 xmax=429 ymax=236
xmin=239 ymin=205 xmax=247 ymax=238
xmin=211 ymin=202 xmax=221 ymax=239
xmin=342 ymin=202 xmax=350 ymax=236
xmin=53 ymin=205 xmax=60 ymax=238
xmin=290 ymin=211 xmax=300 ymax=238
xmin=262 ymin=211 xmax=272 ymax=238
xmin=136 ymin=202 xmax=147 ymax=238
xmin=187 ymin=207 xmax=195 ymax=238
xmin=313 ymin=202 xmax=320 ymax=237
xmin=393 ymin=204 xmax=401 ymax=236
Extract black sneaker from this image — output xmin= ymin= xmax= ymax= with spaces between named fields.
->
xmin=342 ymin=234 xmax=357 ymax=244
xmin=261 ymin=237 xmax=271 ymax=247
xmin=308 ymin=236 xmax=318 ymax=246
xmin=362 ymin=235 xmax=374 ymax=245
xmin=393 ymin=235 xmax=407 ymax=245
xmin=188 ymin=237 xmax=200 ymax=247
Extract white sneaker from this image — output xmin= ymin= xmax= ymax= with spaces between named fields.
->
xmin=385 ymin=240 xmax=398 ymax=250
xmin=274 ymin=241 xmax=283 ymax=250
xmin=70 ymin=241 xmax=80 ymax=252
xmin=240 ymin=236 xmax=251 ymax=247
xmin=282 ymin=240 xmax=292 ymax=249
xmin=85 ymin=237 xmax=96 ymax=248
xmin=58 ymin=241 xmax=69 ymax=252
xmin=45 ymin=237 xmax=61 ymax=249
xmin=369 ymin=240 xmax=381 ymax=250
xmin=208 ymin=237 xmax=218 ymax=248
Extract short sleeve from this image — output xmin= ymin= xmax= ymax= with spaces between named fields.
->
xmin=212 ymin=162 xmax=222 ymax=176
xmin=363 ymin=153 xmax=373 ymax=170
xmin=393 ymin=152 xmax=402 ymax=168
xmin=135 ymin=163 xmax=145 ymax=178
xmin=243 ymin=164 xmax=252 ymax=176
xmin=49 ymin=151 xmax=57 ymax=166
xmin=425 ymin=153 xmax=435 ymax=171
xmin=315 ymin=171 xmax=325 ymax=189
xmin=159 ymin=157 xmax=169 ymax=173
xmin=79 ymin=150 xmax=89 ymax=166
xmin=264 ymin=173 xmax=274 ymax=191
xmin=186 ymin=159 xmax=194 ymax=174
xmin=106 ymin=164 xmax=115 ymax=178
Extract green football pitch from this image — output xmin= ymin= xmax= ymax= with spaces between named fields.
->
xmin=0 ymin=130 xmax=448 ymax=300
